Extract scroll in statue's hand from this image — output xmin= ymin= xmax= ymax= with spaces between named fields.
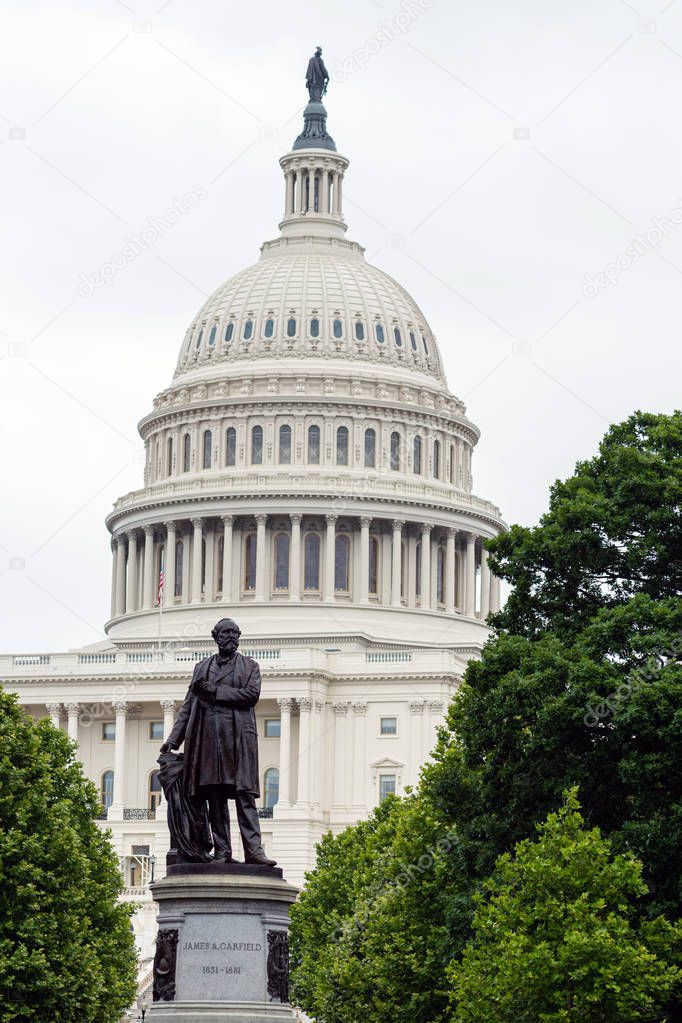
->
xmin=192 ymin=676 xmax=217 ymax=705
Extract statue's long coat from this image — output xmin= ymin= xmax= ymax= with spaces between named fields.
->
xmin=166 ymin=652 xmax=261 ymax=798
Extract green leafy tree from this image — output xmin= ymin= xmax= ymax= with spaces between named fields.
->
xmin=0 ymin=690 xmax=138 ymax=1022
xmin=448 ymin=791 xmax=681 ymax=1023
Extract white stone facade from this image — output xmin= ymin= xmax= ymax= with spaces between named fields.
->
xmin=1 ymin=106 xmax=505 ymax=980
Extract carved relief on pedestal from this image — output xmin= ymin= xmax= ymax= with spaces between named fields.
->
xmin=153 ymin=928 xmax=179 ymax=1002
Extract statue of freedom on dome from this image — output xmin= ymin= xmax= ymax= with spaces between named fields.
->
xmin=306 ymin=46 xmax=329 ymax=101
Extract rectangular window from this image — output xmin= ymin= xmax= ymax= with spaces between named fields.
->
xmin=380 ymin=716 xmax=397 ymax=736
xmin=379 ymin=774 xmax=397 ymax=801
xmin=149 ymin=721 xmax=164 ymax=741
xmin=264 ymin=719 xmax=281 ymax=738
xmin=102 ymin=722 xmax=116 ymax=741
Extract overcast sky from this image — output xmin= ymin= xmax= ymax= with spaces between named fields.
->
xmin=1 ymin=0 xmax=680 ymax=653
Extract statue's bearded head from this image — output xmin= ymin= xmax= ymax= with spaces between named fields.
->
xmin=212 ymin=618 xmax=241 ymax=657
xmin=315 ymin=46 xmax=322 ymax=57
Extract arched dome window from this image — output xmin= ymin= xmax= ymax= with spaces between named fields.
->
xmin=355 ymin=320 xmax=365 ymax=342
xmin=333 ymin=318 xmax=343 ymax=339
xmin=264 ymin=767 xmax=279 ymax=810
xmin=101 ymin=770 xmax=114 ymax=812
xmin=413 ymin=435 xmax=422 ymax=475
xmin=279 ymin=424 xmax=292 ymax=465
xmin=375 ymin=323 xmax=385 ymax=343
xmin=336 ymin=426 xmax=349 ymax=465
xmin=166 ymin=436 xmax=173 ymax=477
xmin=287 ymin=317 xmax=297 ymax=338
xmin=368 ymin=536 xmax=379 ymax=596
xmin=149 ymin=770 xmax=162 ymax=812
xmin=409 ymin=331 xmax=417 ymax=352
xmin=335 ymin=534 xmax=350 ymax=592
xmin=415 ymin=541 xmax=422 ymax=599
xmin=304 ymin=533 xmax=320 ymax=591
xmin=433 ymin=439 xmax=441 ymax=480
xmin=437 ymin=544 xmax=445 ymax=604
xmin=390 ymin=431 xmax=400 ymax=471
xmin=251 ymin=425 xmax=263 ymax=465
xmin=308 ymin=424 xmax=320 ymax=464
xmin=364 ymin=428 xmax=376 ymax=468
xmin=174 ymin=540 xmax=183 ymax=597
xmin=421 ymin=333 xmax=429 ymax=356
xmin=225 ymin=321 xmax=234 ymax=343
xmin=244 ymin=534 xmax=257 ymax=591
xmin=264 ymin=318 xmax=274 ymax=338
xmin=195 ymin=328 xmax=203 ymax=350
xmin=225 ymin=427 xmax=236 ymax=467
xmin=202 ymin=430 xmax=212 ymax=469
xmin=274 ymin=533 xmax=290 ymax=591
xmin=310 ymin=317 xmax=320 ymax=338
xmin=243 ymin=319 xmax=253 ymax=341
xmin=394 ymin=327 xmax=402 ymax=347
xmin=182 ymin=433 xmax=191 ymax=473
xmin=208 ymin=325 xmax=217 ymax=347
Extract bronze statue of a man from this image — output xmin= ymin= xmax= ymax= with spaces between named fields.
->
xmin=160 ymin=618 xmax=276 ymax=866
xmin=306 ymin=46 xmax=329 ymax=101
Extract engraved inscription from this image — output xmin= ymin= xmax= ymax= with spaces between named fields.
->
xmin=176 ymin=914 xmax=266 ymax=1003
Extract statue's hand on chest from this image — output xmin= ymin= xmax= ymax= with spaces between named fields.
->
xmin=192 ymin=675 xmax=217 ymax=706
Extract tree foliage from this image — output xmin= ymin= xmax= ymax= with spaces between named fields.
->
xmin=449 ymin=791 xmax=681 ymax=1023
xmin=0 ymin=690 xmax=137 ymax=1022
xmin=290 ymin=411 xmax=682 ymax=1022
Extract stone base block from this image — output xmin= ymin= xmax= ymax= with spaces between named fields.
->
xmin=147 ymin=865 xmax=298 ymax=1023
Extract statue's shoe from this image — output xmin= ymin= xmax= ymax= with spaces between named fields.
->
xmin=213 ymin=853 xmax=234 ymax=863
xmin=245 ymin=849 xmax=277 ymax=867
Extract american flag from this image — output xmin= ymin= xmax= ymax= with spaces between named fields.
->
xmin=156 ymin=569 xmax=165 ymax=607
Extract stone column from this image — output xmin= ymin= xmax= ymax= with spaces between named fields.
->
xmin=255 ymin=514 xmax=267 ymax=602
xmin=46 ymin=702 xmax=61 ymax=728
xmin=276 ymin=697 xmax=294 ymax=806
xmin=490 ymin=573 xmax=501 ymax=613
xmin=164 ymin=521 xmax=176 ymax=605
xmin=321 ymin=169 xmax=330 ymax=214
xmin=126 ymin=529 xmax=138 ymax=612
xmin=409 ymin=700 xmax=426 ymax=785
xmin=66 ymin=702 xmax=79 ymax=742
xmin=420 ymin=524 xmax=432 ymax=610
xmin=427 ymin=700 xmax=444 ymax=753
xmin=115 ymin=534 xmax=126 ymax=616
xmin=324 ymin=514 xmax=337 ymax=601
xmin=191 ymin=518 xmax=203 ymax=604
xmin=204 ymin=521 xmax=216 ymax=602
xmin=142 ymin=525 xmax=155 ymax=609
xmin=110 ymin=539 xmax=117 ymax=619
xmin=161 ymin=699 xmax=176 ymax=740
xmin=464 ymin=532 xmax=476 ymax=616
xmin=296 ymin=696 xmax=313 ymax=806
xmin=351 ymin=702 xmax=367 ymax=806
xmin=391 ymin=520 xmax=403 ymax=607
xmin=480 ymin=546 xmax=491 ymax=620
xmin=285 ymin=170 xmax=294 ymax=215
xmin=332 ymin=702 xmax=349 ymax=808
xmin=111 ymin=701 xmax=128 ymax=810
xmin=181 ymin=528 xmax=191 ymax=602
xmin=359 ymin=516 xmax=371 ymax=604
xmin=445 ymin=528 xmax=456 ymax=614
xmin=290 ymin=514 xmax=301 ymax=600
xmin=312 ymin=699 xmax=324 ymax=809
xmin=336 ymin=172 xmax=343 ymax=215
xmin=221 ymin=515 xmax=233 ymax=601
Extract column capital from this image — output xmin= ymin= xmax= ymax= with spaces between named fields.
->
xmin=333 ymin=701 xmax=350 ymax=716
xmin=391 ymin=519 xmax=404 ymax=533
xmin=160 ymin=699 xmax=176 ymax=713
xmin=352 ymin=701 xmax=368 ymax=715
xmin=277 ymin=696 xmax=295 ymax=712
xmin=126 ymin=527 xmax=138 ymax=540
xmin=221 ymin=514 xmax=234 ymax=527
xmin=144 ymin=524 xmax=154 ymax=537
xmin=359 ymin=516 xmax=372 ymax=529
xmin=191 ymin=517 xmax=203 ymax=530
xmin=427 ymin=700 xmax=444 ymax=713
xmin=163 ymin=520 xmax=176 ymax=531
xmin=65 ymin=702 xmax=79 ymax=714
xmin=408 ymin=700 xmax=426 ymax=714
xmin=114 ymin=531 xmax=126 ymax=546
xmin=420 ymin=523 xmax=433 ymax=537
xmin=113 ymin=700 xmax=128 ymax=716
xmin=298 ymin=696 xmax=313 ymax=712
xmin=325 ymin=513 xmax=338 ymax=526
xmin=446 ymin=527 xmax=457 ymax=540
xmin=464 ymin=530 xmax=477 ymax=543
xmin=290 ymin=513 xmax=302 ymax=526
xmin=46 ymin=702 xmax=61 ymax=715
xmin=255 ymin=513 xmax=267 ymax=526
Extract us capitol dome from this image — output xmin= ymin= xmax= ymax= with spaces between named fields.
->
xmin=3 ymin=60 xmax=505 ymax=973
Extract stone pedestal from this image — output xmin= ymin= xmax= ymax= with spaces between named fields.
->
xmin=147 ymin=863 xmax=298 ymax=1023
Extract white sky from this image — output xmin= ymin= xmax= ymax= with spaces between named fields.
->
xmin=1 ymin=0 xmax=680 ymax=653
